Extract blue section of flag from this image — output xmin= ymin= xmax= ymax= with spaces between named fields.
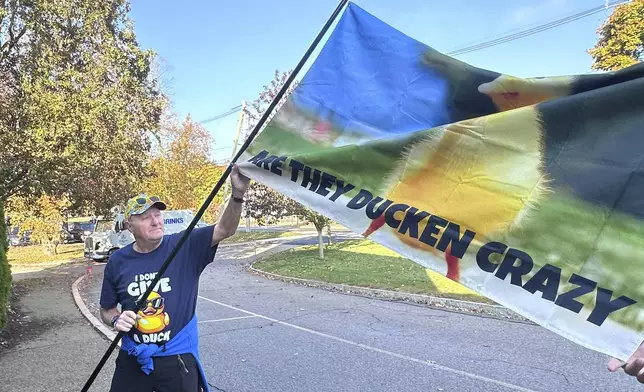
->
xmin=292 ymin=2 xmax=450 ymax=137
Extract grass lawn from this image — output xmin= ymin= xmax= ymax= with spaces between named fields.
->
xmin=255 ymin=239 xmax=493 ymax=304
xmin=224 ymin=230 xmax=301 ymax=243
xmin=7 ymin=243 xmax=84 ymax=267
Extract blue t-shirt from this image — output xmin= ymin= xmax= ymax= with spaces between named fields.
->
xmin=100 ymin=225 xmax=217 ymax=345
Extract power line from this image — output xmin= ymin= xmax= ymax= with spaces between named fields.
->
xmin=199 ymin=105 xmax=242 ymax=124
xmin=446 ymin=1 xmax=629 ymax=56
xmin=212 ymin=145 xmax=234 ymax=152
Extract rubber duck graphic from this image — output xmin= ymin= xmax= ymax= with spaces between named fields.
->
xmin=136 ymin=291 xmax=170 ymax=334
xmin=362 ymin=104 xmax=550 ymax=283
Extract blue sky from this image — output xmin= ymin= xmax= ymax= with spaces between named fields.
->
xmin=128 ymin=0 xmax=615 ymax=162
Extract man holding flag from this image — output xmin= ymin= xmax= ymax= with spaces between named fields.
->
xmin=99 ymin=164 xmax=250 ymax=392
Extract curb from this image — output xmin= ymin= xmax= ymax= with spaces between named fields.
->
xmin=248 ymin=264 xmax=534 ymax=324
xmin=71 ymin=274 xmax=119 ymax=345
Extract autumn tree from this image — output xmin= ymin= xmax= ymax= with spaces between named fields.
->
xmin=143 ymin=115 xmax=224 ymax=223
xmin=0 ymin=0 xmax=165 ymax=329
xmin=0 ymin=0 xmax=166 ymax=211
xmin=589 ymin=0 xmax=644 ymax=71
xmin=6 ymin=195 xmax=72 ymax=255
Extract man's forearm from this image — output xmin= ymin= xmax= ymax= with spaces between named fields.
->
xmin=217 ymin=197 xmax=243 ymax=237
xmin=213 ymin=165 xmax=249 ymax=244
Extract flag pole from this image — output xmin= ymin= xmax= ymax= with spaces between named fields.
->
xmin=79 ymin=1 xmax=349 ymax=390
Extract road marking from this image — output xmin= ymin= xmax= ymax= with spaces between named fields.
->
xmin=198 ymin=296 xmax=538 ymax=392
xmin=198 ymin=315 xmax=258 ymax=323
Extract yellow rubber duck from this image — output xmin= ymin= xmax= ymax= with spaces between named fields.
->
xmin=136 ymin=291 xmax=170 ymax=334
xmin=363 ymin=98 xmax=550 ymax=282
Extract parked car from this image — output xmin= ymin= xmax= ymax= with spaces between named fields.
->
xmin=7 ymin=226 xmax=31 ymax=247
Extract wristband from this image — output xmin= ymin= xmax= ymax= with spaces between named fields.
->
xmin=111 ymin=314 xmax=120 ymax=328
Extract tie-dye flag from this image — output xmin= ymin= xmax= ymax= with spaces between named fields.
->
xmin=238 ymin=2 xmax=644 ymax=361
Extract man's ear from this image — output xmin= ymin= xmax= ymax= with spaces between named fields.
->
xmin=123 ymin=219 xmax=130 ymax=231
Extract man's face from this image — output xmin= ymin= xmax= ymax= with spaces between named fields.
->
xmin=127 ymin=207 xmax=164 ymax=242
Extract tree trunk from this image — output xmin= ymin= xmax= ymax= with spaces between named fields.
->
xmin=317 ymin=228 xmax=324 ymax=259
xmin=43 ymin=242 xmax=55 ymax=256
xmin=245 ymin=216 xmax=251 ymax=232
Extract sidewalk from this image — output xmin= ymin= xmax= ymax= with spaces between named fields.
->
xmin=0 ymin=262 xmax=116 ymax=392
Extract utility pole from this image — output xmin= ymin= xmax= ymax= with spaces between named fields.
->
xmin=220 ymin=101 xmax=247 ymax=228
xmin=230 ymin=100 xmax=246 ymax=171
xmin=222 ymin=100 xmax=246 ymax=200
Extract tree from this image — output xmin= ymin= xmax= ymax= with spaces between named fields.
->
xmin=142 ymin=115 xmax=224 ymax=223
xmin=588 ymin=0 xmax=644 ymax=71
xmin=290 ymin=202 xmax=331 ymax=259
xmin=6 ymin=194 xmax=71 ymax=255
xmin=243 ymin=182 xmax=294 ymax=227
xmin=0 ymin=0 xmax=165 ymax=329
xmin=0 ymin=0 xmax=166 ymax=213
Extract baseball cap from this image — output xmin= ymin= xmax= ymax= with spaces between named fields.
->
xmin=124 ymin=193 xmax=167 ymax=221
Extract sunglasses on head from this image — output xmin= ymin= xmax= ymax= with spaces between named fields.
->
xmin=135 ymin=196 xmax=160 ymax=205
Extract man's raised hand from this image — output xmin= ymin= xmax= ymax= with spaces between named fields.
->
xmin=608 ymin=342 xmax=644 ymax=383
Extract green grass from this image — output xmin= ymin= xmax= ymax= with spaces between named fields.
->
xmin=7 ymin=243 xmax=84 ymax=266
xmin=255 ymin=239 xmax=492 ymax=303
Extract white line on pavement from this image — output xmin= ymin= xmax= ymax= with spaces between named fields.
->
xmin=197 ymin=295 xmax=538 ymax=392
xmin=198 ymin=316 xmax=259 ymax=323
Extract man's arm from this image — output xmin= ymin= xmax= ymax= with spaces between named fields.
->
xmin=212 ymin=196 xmax=244 ymax=245
xmin=212 ymin=164 xmax=250 ymax=246
xmin=99 ymin=261 xmax=138 ymax=332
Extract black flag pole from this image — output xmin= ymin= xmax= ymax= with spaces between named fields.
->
xmin=80 ymin=0 xmax=349 ymax=390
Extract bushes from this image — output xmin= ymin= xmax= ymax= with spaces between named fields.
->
xmin=0 ymin=201 xmax=11 ymax=330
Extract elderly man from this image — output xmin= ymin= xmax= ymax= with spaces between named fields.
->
xmin=99 ymin=164 xmax=250 ymax=392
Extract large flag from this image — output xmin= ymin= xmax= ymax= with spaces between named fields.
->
xmin=237 ymin=2 xmax=644 ymax=361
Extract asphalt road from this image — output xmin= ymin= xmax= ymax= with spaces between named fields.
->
xmin=0 ymin=263 xmax=116 ymax=392
xmin=81 ymin=236 xmax=642 ymax=392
